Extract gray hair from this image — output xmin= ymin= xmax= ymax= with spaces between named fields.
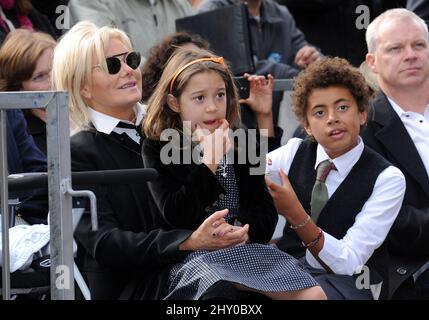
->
xmin=366 ymin=8 xmax=429 ymax=53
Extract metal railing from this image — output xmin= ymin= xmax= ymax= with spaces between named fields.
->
xmin=0 ymin=91 xmax=74 ymax=300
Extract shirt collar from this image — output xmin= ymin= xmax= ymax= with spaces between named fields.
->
xmin=315 ymin=136 xmax=364 ymax=177
xmin=387 ymin=96 xmax=429 ymax=120
xmin=88 ymin=102 xmax=145 ymax=135
xmin=388 ymin=97 xmax=407 ymax=118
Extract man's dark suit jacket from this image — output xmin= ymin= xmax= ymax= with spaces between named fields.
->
xmin=361 ymin=92 xmax=429 ymax=298
xmin=71 ymin=128 xmax=192 ymax=300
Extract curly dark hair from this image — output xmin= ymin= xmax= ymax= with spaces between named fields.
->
xmin=292 ymin=57 xmax=370 ymax=126
xmin=141 ymin=32 xmax=209 ymax=102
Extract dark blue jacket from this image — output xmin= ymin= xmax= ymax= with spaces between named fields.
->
xmin=7 ymin=109 xmax=46 ymax=174
xmin=7 ymin=109 xmax=47 ymax=221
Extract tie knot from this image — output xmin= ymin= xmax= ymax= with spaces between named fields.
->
xmin=316 ymin=160 xmax=335 ymax=183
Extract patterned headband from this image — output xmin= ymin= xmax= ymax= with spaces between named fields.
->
xmin=169 ymin=56 xmax=226 ymax=95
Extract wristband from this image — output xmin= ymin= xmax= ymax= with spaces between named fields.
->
xmin=289 ymin=215 xmax=310 ymax=230
xmin=302 ymin=228 xmax=323 ymax=249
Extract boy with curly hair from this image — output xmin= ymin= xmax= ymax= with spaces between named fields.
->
xmin=266 ymin=57 xmax=405 ymax=299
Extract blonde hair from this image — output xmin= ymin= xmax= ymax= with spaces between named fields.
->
xmin=0 ymin=29 xmax=56 ymax=91
xmin=143 ymin=48 xmax=241 ymax=139
xmin=52 ymin=21 xmax=133 ymax=129
xmin=366 ymin=8 xmax=429 ymax=53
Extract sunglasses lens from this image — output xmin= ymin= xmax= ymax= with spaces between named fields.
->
xmin=126 ymin=52 xmax=141 ymax=70
xmin=105 ymin=52 xmax=141 ymax=74
xmin=106 ymin=57 xmax=121 ymax=74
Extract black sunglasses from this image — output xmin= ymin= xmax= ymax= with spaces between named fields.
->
xmin=104 ymin=51 xmax=141 ymax=74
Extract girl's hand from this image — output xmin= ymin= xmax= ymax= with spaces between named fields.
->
xmin=239 ymin=74 xmax=274 ymax=117
xmin=195 ymin=119 xmax=232 ymax=172
xmin=180 ymin=209 xmax=249 ymax=251
xmin=212 ymin=223 xmax=249 ymax=246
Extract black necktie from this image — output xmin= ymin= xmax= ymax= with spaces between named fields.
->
xmin=116 ymin=122 xmax=139 ymax=130
xmin=116 ymin=121 xmax=142 ymax=137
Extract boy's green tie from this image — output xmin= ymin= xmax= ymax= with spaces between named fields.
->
xmin=311 ymin=160 xmax=336 ymax=223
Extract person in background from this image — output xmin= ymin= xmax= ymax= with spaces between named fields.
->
xmin=198 ymin=0 xmax=321 ymax=126
xmin=0 ymin=0 xmax=56 ymax=45
xmin=362 ymin=8 xmax=429 ymax=299
xmin=188 ymin=0 xmax=202 ymax=9
xmin=275 ymin=0 xmax=406 ymax=67
xmin=141 ymin=31 xmax=209 ymax=103
xmin=67 ymin=0 xmax=194 ymax=58
xmin=5 ymin=109 xmax=48 ymax=224
xmin=31 ymin=0 xmax=69 ymax=37
xmin=0 ymin=28 xmax=56 ymax=154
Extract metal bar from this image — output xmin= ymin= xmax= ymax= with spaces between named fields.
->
xmin=46 ymin=92 xmax=74 ymax=300
xmin=0 ymin=110 xmax=10 ymax=300
xmin=0 ymin=91 xmax=57 ymax=110
xmin=74 ymin=262 xmax=91 ymax=300
xmin=66 ymin=185 xmax=98 ymax=231
xmin=272 ymin=79 xmax=294 ymax=92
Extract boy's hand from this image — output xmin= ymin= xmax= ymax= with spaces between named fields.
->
xmin=265 ymin=169 xmax=302 ymax=218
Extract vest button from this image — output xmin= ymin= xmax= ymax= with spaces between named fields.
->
xmin=205 ymin=206 xmax=211 ymax=213
xmin=396 ymin=267 xmax=407 ymax=275
xmin=219 ymin=193 xmax=225 ymax=200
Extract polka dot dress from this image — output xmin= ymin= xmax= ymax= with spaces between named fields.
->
xmin=165 ymin=243 xmax=318 ymax=300
xmin=165 ymin=161 xmax=318 ymax=300
xmin=212 ymin=158 xmax=240 ymax=222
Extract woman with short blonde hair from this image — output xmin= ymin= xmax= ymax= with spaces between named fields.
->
xmin=52 ymin=21 xmax=135 ymax=130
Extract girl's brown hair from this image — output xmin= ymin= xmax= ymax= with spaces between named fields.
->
xmin=143 ymin=48 xmax=241 ymax=140
xmin=141 ymin=32 xmax=209 ymax=102
xmin=0 ymin=28 xmax=56 ymax=91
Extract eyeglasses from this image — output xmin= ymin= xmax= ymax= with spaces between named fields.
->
xmin=94 ymin=51 xmax=141 ymax=75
